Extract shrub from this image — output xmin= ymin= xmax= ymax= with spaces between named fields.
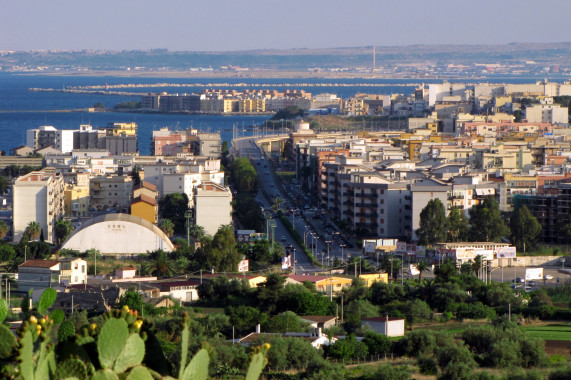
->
xmin=437 ymin=361 xmax=474 ymax=380
xmin=418 ymin=356 xmax=438 ymax=375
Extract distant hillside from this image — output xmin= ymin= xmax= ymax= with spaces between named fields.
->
xmin=2 ymin=42 xmax=571 ymax=71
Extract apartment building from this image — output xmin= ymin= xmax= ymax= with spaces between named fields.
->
xmin=194 ymin=182 xmax=232 ymax=236
xmin=13 ymin=169 xmax=65 ymax=243
xmin=90 ymin=175 xmax=133 ymax=209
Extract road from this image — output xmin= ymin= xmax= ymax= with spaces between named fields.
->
xmin=234 ymin=136 xmax=321 ymax=273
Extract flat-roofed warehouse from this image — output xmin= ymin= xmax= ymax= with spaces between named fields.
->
xmin=61 ymin=213 xmax=174 ymax=256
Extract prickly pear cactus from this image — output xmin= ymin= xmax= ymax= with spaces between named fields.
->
xmin=53 ymin=358 xmax=88 ymax=380
xmin=50 ymin=308 xmax=65 ymax=324
xmin=0 ymin=298 xmax=8 ymax=323
xmin=245 ymin=344 xmax=271 ymax=380
xmin=16 ymin=315 xmax=57 ymax=380
xmin=57 ymin=320 xmax=76 ymax=342
xmin=97 ymin=312 xmax=145 ymax=375
xmin=180 ymin=348 xmax=209 ymax=380
xmin=38 ymin=288 xmax=57 ymax=314
xmin=0 ymin=324 xmax=16 ymax=358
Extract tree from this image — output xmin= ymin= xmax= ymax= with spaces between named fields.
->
xmin=54 ymin=219 xmax=73 ymax=246
xmin=447 ymin=207 xmax=469 ymax=242
xmin=510 ymin=206 xmax=542 ymax=252
xmin=159 ymin=219 xmax=175 ymax=238
xmin=191 ymin=225 xmax=206 ymax=242
xmin=344 ymin=299 xmax=378 ymax=331
xmin=131 ymin=166 xmax=142 ymax=187
xmin=0 ymin=176 xmax=9 ymax=195
xmin=416 ymin=199 xmax=448 ymax=245
xmin=403 ymin=299 xmax=431 ymax=330
xmin=0 ymin=220 xmax=9 ymax=240
xmin=415 ymin=261 xmax=429 ymax=282
xmin=145 ymin=249 xmax=175 ymax=277
xmin=468 ymin=197 xmax=509 ymax=242
xmin=158 ymin=193 xmax=189 ymax=234
xmin=115 ymin=288 xmax=144 ymax=314
xmin=24 ymin=221 xmax=42 ymax=242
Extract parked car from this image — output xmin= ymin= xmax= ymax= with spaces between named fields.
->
xmin=528 ymin=280 xmax=536 ymax=287
xmin=544 ymin=274 xmax=554 ymax=280
xmin=514 ymin=277 xmax=525 ymax=284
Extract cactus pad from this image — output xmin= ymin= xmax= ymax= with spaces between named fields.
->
xmin=38 ymin=288 xmax=57 ymax=314
xmin=58 ymin=321 xmax=76 ymax=342
xmin=54 ymin=358 xmax=87 ymax=380
xmin=97 ymin=318 xmax=129 ymax=369
xmin=0 ymin=324 xmax=16 ymax=358
xmin=0 ymin=299 xmax=8 ymax=323
xmin=50 ymin=309 xmax=65 ymax=324
xmin=180 ymin=348 xmax=209 ymax=380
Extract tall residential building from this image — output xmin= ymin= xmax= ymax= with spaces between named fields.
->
xmin=26 ymin=126 xmax=58 ymax=150
xmin=194 ymin=182 xmax=232 ymax=236
xmin=13 ymin=169 xmax=65 ymax=243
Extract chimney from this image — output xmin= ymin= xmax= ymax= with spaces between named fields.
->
xmin=255 ymin=324 xmax=261 ymax=333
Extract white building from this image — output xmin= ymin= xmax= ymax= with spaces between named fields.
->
xmin=55 ymin=130 xmax=75 ymax=153
xmin=361 ymin=317 xmax=405 ymax=337
xmin=525 ymin=104 xmax=568 ymax=124
xmin=153 ymin=280 xmax=200 ymax=303
xmin=61 ymin=213 xmax=174 ymax=255
xmin=194 ymin=182 xmax=233 ymax=236
xmin=13 ymin=170 xmax=65 ymax=243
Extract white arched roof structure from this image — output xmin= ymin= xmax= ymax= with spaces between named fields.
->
xmin=61 ymin=213 xmax=174 ymax=255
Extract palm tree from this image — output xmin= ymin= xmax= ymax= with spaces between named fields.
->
xmin=145 ymin=250 xmax=175 ymax=277
xmin=0 ymin=220 xmax=9 ymax=240
xmin=25 ymin=221 xmax=42 ymax=241
xmin=191 ymin=225 xmax=206 ymax=243
xmin=471 ymin=255 xmax=483 ymax=279
xmin=54 ymin=219 xmax=73 ymax=245
xmin=159 ymin=219 xmax=175 ymax=238
xmin=415 ymin=261 xmax=429 ymax=282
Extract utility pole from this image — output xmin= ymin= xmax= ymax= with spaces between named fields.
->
xmin=185 ymin=210 xmax=192 ymax=248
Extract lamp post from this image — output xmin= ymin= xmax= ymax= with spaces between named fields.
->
xmin=293 ymin=249 xmax=297 ymax=275
xmin=340 ymin=244 xmax=346 ymax=262
xmin=304 ymin=227 xmax=310 ymax=246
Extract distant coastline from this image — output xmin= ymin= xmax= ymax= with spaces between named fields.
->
xmin=16 ymin=69 xmax=488 ymax=80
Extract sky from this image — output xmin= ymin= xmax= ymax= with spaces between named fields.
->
xmin=2 ymin=0 xmax=571 ymax=51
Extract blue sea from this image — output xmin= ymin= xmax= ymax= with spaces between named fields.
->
xmin=0 ymin=73 xmax=564 ymax=155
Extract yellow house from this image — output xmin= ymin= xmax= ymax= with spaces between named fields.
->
xmin=284 ymin=275 xmax=353 ymax=295
xmin=359 ymin=273 xmax=389 ymax=287
xmin=64 ymin=183 xmax=90 ymax=217
xmin=130 ymin=194 xmax=157 ymax=224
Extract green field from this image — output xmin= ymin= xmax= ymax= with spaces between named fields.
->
xmin=523 ymin=323 xmax=571 ymax=341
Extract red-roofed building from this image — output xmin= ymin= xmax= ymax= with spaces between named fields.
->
xmin=152 ymin=279 xmax=201 ymax=303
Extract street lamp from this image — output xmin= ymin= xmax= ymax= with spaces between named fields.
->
xmin=304 ymin=227 xmax=310 ymax=246
xmin=340 ymin=244 xmax=346 ymax=262
xmin=293 ymin=248 xmax=297 ymax=275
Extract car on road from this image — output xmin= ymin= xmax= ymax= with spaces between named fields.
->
xmin=544 ymin=274 xmax=554 ymax=280
xmin=528 ymin=280 xmax=536 ymax=287
xmin=280 ymin=236 xmax=287 ymax=242
xmin=514 ymin=277 xmax=525 ymax=284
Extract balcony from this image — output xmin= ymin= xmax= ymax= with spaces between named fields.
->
xmin=356 ymin=212 xmax=378 ymax=218
xmin=355 ymin=193 xmax=378 ymax=198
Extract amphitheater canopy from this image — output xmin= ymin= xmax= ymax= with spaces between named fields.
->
xmin=61 ymin=213 xmax=174 ymax=255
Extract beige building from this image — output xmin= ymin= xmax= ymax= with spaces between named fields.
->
xmin=194 ymin=182 xmax=232 ymax=236
xmin=90 ymin=175 xmax=133 ymax=209
xmin=13 ymin=169 xmax=65 ymax=243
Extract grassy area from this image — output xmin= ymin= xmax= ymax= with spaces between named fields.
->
xmin=523 ymin=323 xmax=571 ymax=341
xmin=419 ymin=320 xmax=490 ymax=335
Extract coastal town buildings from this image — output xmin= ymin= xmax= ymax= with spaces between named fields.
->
xmin=12 ymin=169 xmax=65 ymax=243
